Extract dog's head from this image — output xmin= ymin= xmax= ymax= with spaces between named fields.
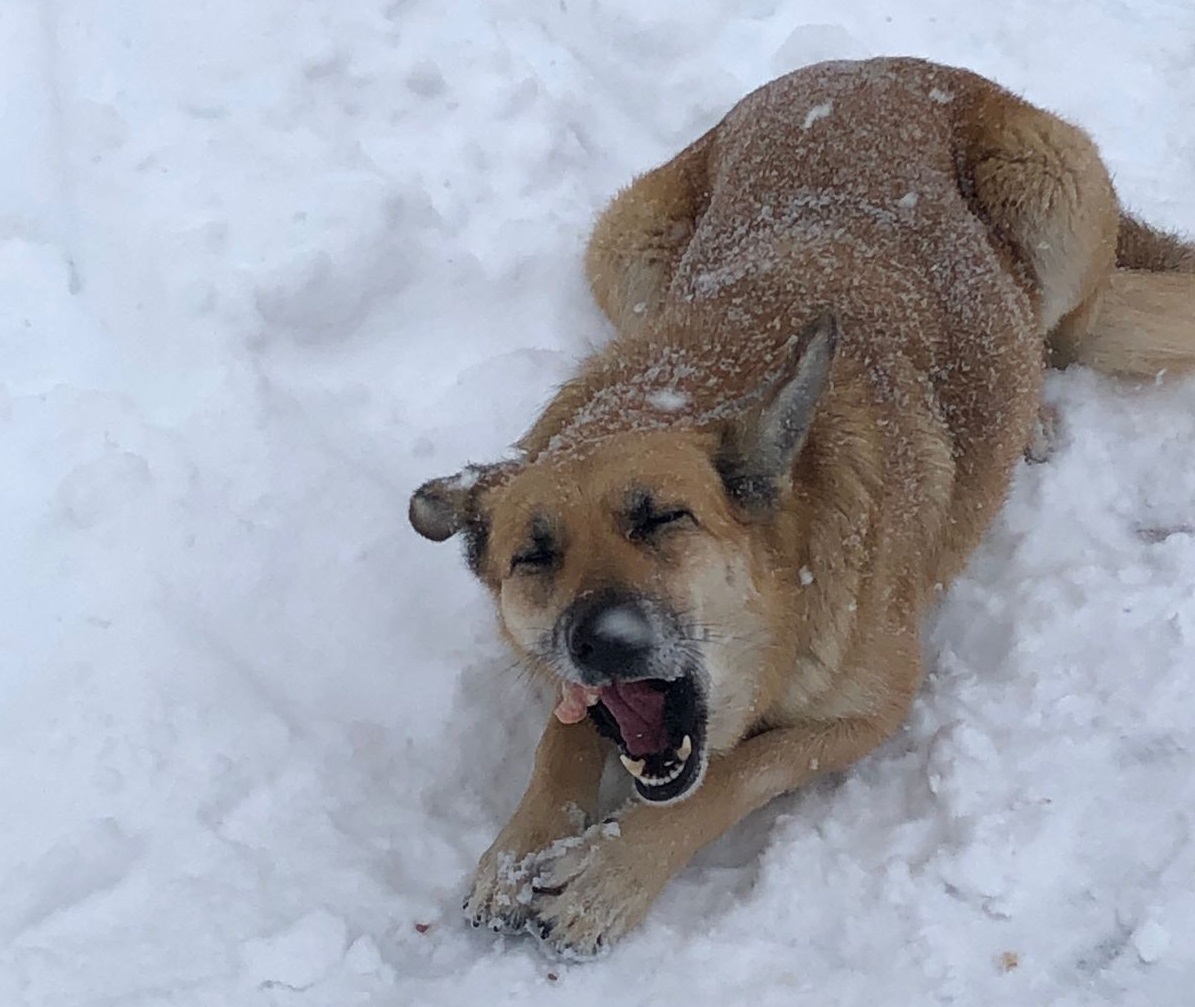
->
xmin=410 ymin=312 xmax=837 ymax=803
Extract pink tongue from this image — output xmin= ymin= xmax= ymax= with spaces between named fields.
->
xmin=599 ymin=681 xmax=669 ymax=756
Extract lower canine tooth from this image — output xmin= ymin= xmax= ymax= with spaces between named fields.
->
xmin=620 ymin=754 xmax=646 ymax=778
xmin=677 ymin=735 xmax=693 ymax=762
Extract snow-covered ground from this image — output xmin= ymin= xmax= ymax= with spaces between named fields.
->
xmin=2 ymin=1 xmax=1194 ymax=1004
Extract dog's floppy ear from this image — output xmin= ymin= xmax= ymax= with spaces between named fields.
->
xmin=409 ymin=461 xmax=521 ymax=543
xmin=716 ymin=310 xmax=839 ymax=506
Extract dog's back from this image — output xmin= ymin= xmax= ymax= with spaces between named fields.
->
xmin=576 ymin=58 xmax=1195 ymax=587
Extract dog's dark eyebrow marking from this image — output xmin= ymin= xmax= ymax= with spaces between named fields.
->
xmin=528 ymin=514 xmax=557 ymax=551
xmin=623 ymin=486 xmax=698 ymax=541
xmin=624 ymin=486 xmax=658 ymax=524
xmin=625 ymin=486 xmax=692 ymax=522
xmin=510 ymin=513 xmax=564 ymax=573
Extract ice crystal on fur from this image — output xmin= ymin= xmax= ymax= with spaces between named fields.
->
xmin=802 ymin=101 xmax=834 ymax=128
xmin=646 ymin=388 xmax=691 ymax=412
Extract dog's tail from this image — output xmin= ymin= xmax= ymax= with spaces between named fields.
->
xmin=1063 ymin=214 xmax=1195 ymax=378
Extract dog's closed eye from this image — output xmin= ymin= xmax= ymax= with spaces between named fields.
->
xmin=511 ymin=519 xmax=561 ymax=574
xmin=626 ymin=491 xmax=696 ymax=542
xmin=511 ymin=542 xmax=559 ymax=573
xmin=630 ymin=507 xmax=695 ymax=540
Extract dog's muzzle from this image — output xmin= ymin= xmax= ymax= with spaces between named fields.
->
xmin=556 ymin=592 xmax=709 ymax=804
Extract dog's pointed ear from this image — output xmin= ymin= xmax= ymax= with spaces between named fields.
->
xmin=716 ymin=310 xmax=839 ymax=506
xmin=409 ymin=460 xmax=521 ymax=542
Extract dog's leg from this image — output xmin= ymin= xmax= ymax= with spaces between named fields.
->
xmin=1024 ymin=401 xmax=1060 ymax=463
xmin=961 ymin=92 xmax=1119 ymax=365
xmin=963 ymin=104 xmax=1195 ymax=381
xmin=523 ymin=647 xmax=919 ymax=957
xmin=463 ymin=715 xmax=607 ymax=933
xmin=584 ymin=132 xmax=711 ymax=335
xmin=516 ymin=139 xmax=715 ymax=457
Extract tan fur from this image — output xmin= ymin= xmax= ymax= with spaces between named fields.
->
xmin=410 ymin=57 xmax=1195 ymax=957
xmin=1075 ymin=270 xmax=1195 ymax=377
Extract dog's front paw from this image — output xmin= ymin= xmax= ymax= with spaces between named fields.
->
xmin=463 ymin=803 xmax=590 ymax=935
xmin=463 ymin=844 xmax=540 ymax=935
xmin=523 ymin=819 xmax=664 ymax=959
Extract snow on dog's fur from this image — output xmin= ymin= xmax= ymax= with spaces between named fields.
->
xmin=410 ymin=57 xmax=1195 ymax=958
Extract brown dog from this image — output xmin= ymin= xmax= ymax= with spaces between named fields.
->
xmin=409 ymin=57 xmax=1195 ymax=958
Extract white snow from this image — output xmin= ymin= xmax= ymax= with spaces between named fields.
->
xmin=646 ymin=388 xmax=692 ymax=412
xmin=802 ymin=101 xmax=834 ymax=128
xmin=2 ymin=1 xmax=1194 ymax=1005
xmin=1132 ymin=919 xmax=1171 ymax=965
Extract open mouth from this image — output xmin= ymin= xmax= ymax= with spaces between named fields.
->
xmin=556 ymin=676 xmax=708 ymax=803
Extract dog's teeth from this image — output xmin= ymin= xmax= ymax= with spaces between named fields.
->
xmin=620 ymin=754 xmax=646 ymax=778
xmin=584 ymin=689 xmax=600 ymax=706
xmin=627 ymin=740 xmax=694 ymax=790
xmin=640 ymin=766 xmax=684 ymax=788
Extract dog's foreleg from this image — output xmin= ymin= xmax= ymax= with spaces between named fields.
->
xmin=524 ymin=708 xmax=909 ymax=958
xmin=463 ymin=714 xmax=607 ymax=933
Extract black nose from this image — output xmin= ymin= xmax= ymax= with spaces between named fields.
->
xmin=565 ymin=594 xmax=655 ymax=683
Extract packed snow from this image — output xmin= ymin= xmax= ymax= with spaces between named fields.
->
xmin=2 ymin=1 xmax=1194 ymax=1005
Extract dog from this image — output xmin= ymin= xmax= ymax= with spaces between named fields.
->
xmin=409 ymin=57 xmax=1195 ymax=958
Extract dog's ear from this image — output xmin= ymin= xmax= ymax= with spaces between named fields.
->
xmin=409 ymin=461 xmax=521 ymax=543
xmin=716 ymin=310 xmax=838 ymax=506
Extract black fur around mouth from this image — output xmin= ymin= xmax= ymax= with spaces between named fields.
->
xmin=587 ymin=674 xmax=708 ymax=804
